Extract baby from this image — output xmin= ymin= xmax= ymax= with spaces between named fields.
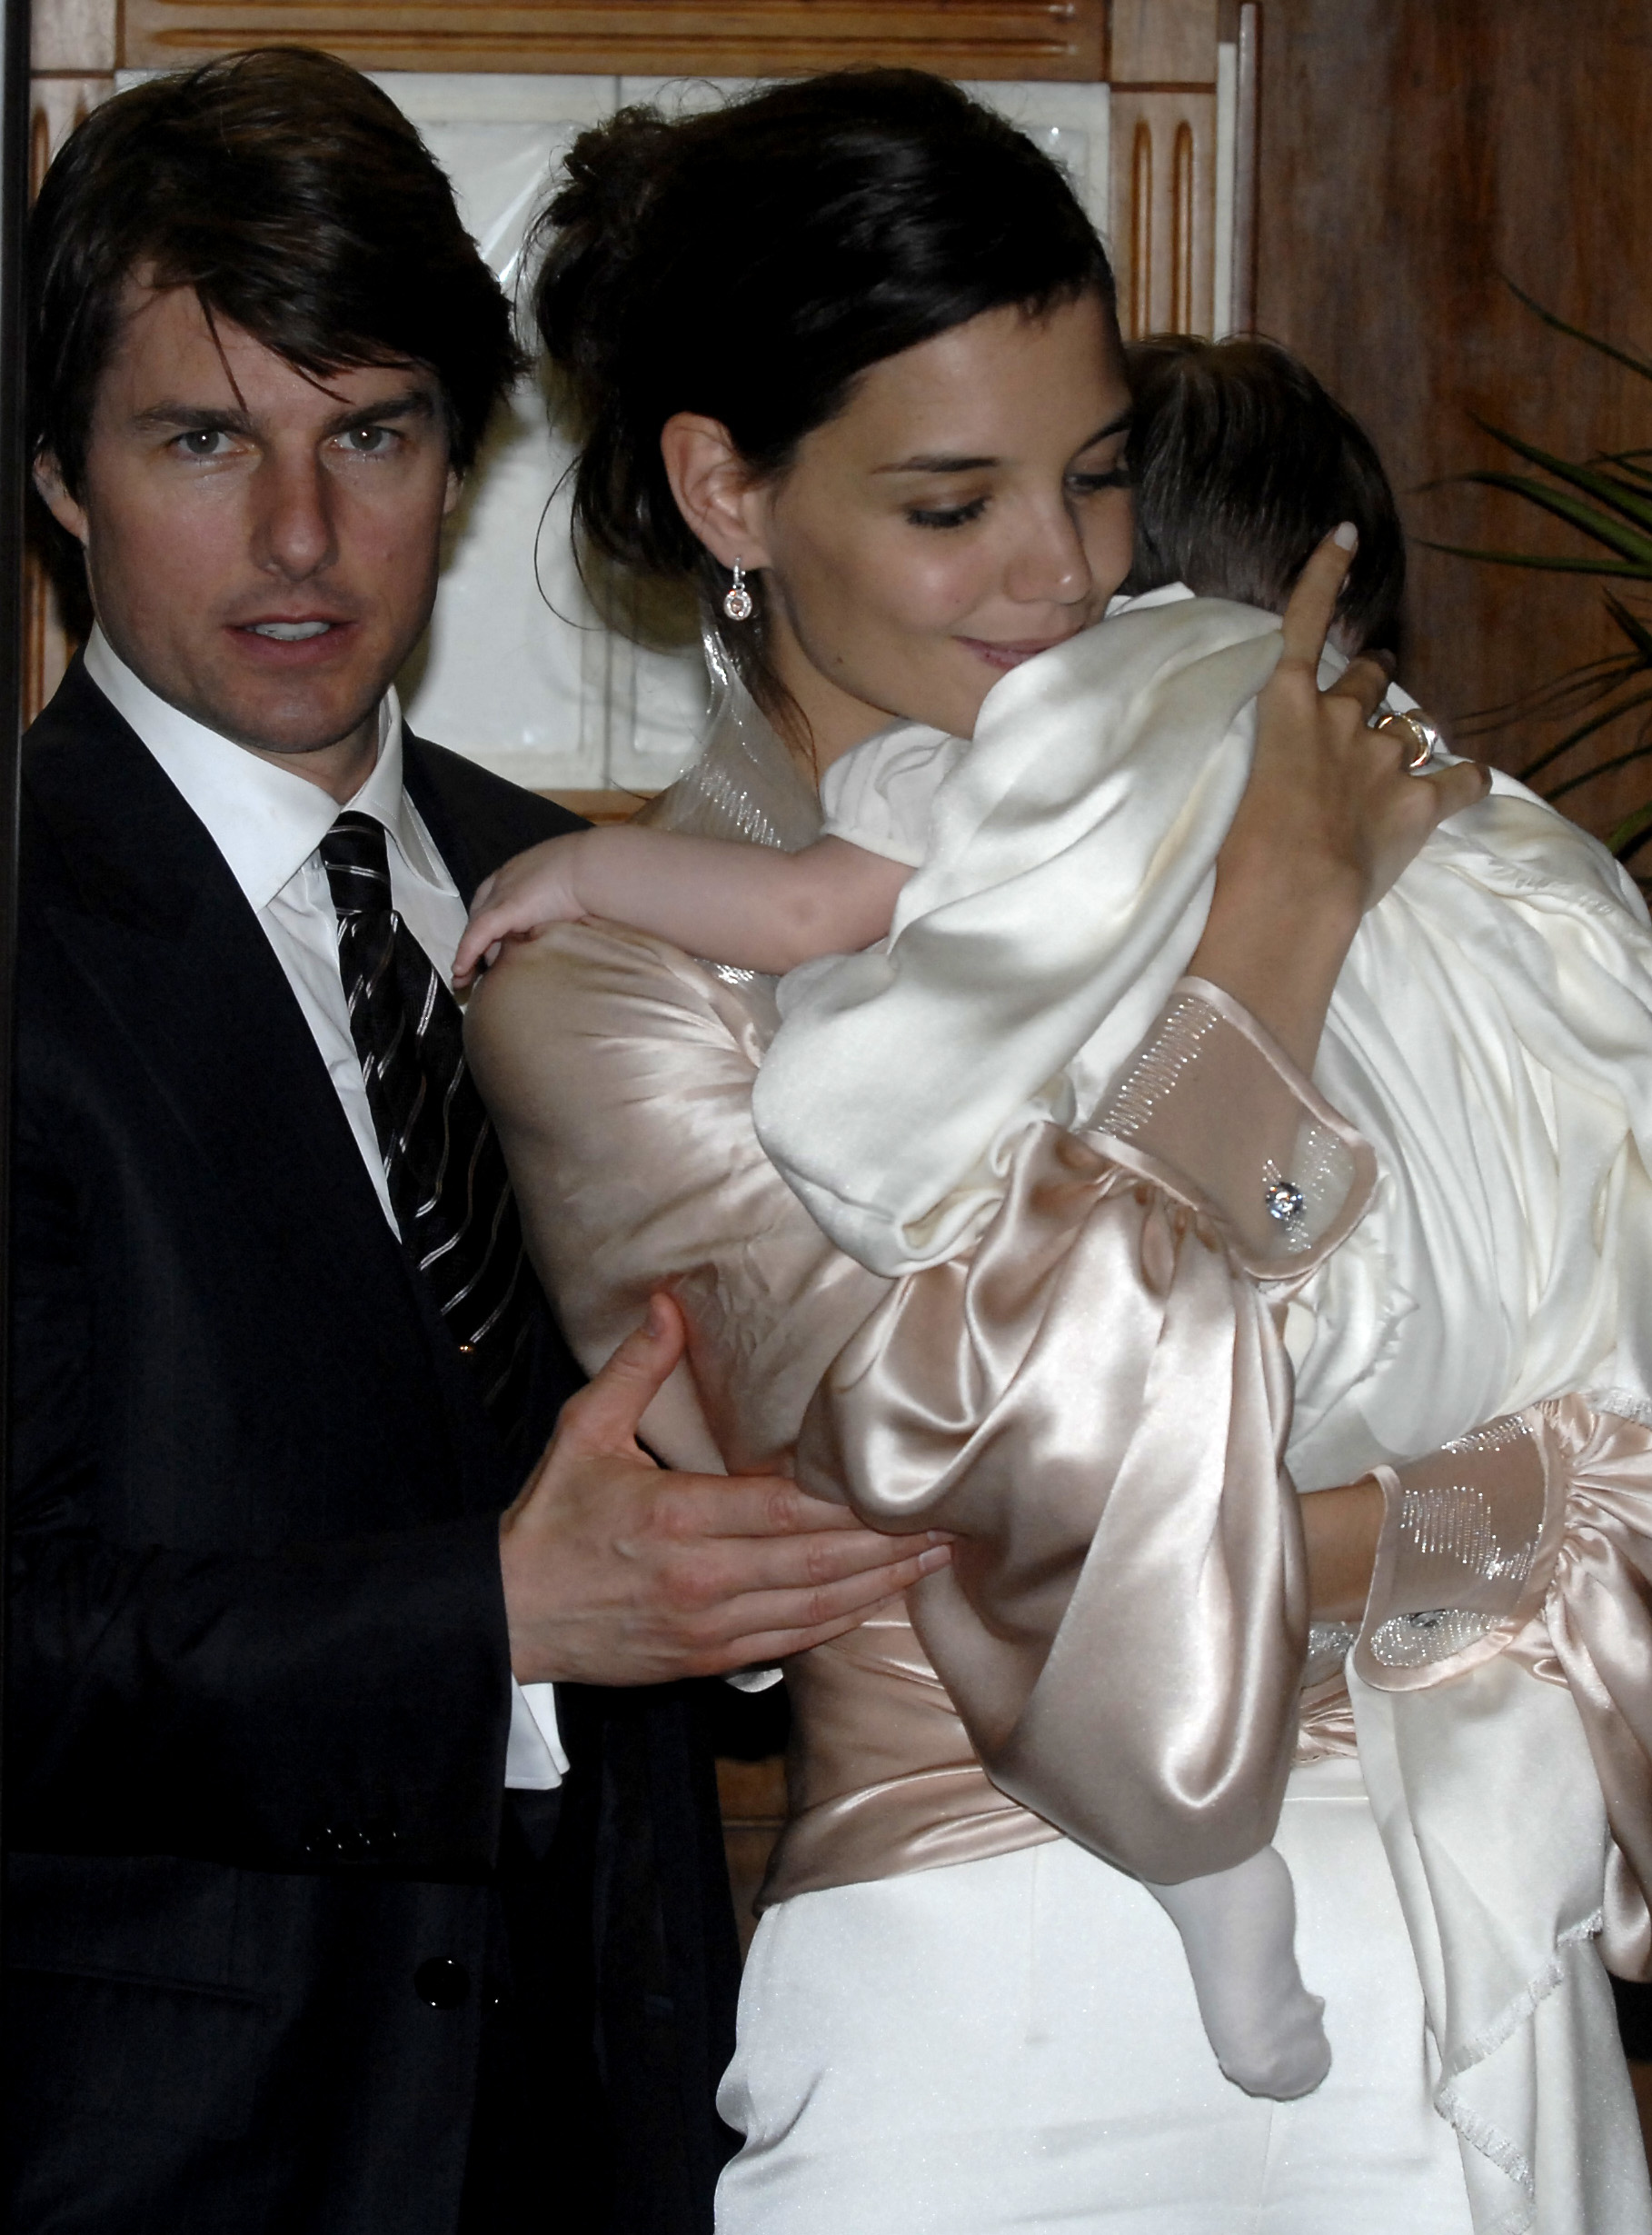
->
xmin=456 ymin=341 xmax=1652 ymax=2102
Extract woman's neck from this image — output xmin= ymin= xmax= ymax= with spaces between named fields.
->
xmin=761 ymin=608 xmax=923 ymax=779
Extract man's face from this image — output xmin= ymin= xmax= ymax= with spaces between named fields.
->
xmin=36 ymin=281 xmax=459 ymax=774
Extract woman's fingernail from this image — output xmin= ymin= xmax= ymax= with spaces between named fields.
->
xmin=1332 ymin=521 xmax=1358 ymax=551
xmin=918 ymin=1544 xmax=951 ymax=1572
xmin=645 ymin=1296 xmax=670 ymax=1340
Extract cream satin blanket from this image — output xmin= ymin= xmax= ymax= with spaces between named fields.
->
xmin=752 ymin=592 xmax=1652 ymax=1489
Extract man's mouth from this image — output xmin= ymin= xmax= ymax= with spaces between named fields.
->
xmin=245 ymin=621 xmax=336 ymax=640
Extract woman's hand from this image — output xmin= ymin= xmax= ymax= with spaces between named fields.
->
xmin=1188 ymin=525 xmax=1489 ymax=1074
xmin=1229 ymin=525 xmax=1488 ymax=918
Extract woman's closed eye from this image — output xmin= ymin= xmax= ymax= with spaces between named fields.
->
xmin=905 ymin=464 xmax=1129 ymax=530
xmin=906 ymin=494 xmax=990 ymax=530
xmin=1067 ymin=464 xmax=1130 ymax=495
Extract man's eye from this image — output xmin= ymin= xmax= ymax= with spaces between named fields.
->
xmin=175 ymin=428 xmax=235 ymax=459
xmin=337 ymin=424 xmax=395 ymax=454
xmin=906 ymin=496 xmax=990 ymax=531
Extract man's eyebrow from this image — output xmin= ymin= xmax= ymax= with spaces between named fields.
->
xmin=318 ymin=388 xmax=438 ymax=437
xmin=873 ymin=408 xmax=1133 ymax=476
xmin=130 ymin=401 xmax=255 ymax=435
xmin=129 ymin=388 xmax=440 ymax=438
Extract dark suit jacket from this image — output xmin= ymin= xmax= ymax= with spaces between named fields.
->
xmin=3 ymin=660 xmax=741 ymax=2233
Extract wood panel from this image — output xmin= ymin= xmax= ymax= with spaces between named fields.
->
xmin=1109 ymin=0 xmax=1214 ymax=85
xmin=1110 ymin=86 xmax=1216 ymax=338
xmin=1253 ymin=0 xmax=1652 ymax=844
xmin=25 ymin=49 xmax=114 ymax=722
xmin=122 ymin=0 xmax=1106 ymax=80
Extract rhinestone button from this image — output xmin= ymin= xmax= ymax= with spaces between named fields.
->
xmin=1264 ymin=1178 xmax=1306 ymax=1226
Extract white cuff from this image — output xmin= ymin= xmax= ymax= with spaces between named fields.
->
xmin=504 ymin=1677 xmax=569 ymax=1791
xmin=723 ymin=1665 xmax=783 ymax=1693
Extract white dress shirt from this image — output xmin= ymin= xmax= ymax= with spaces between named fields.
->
xmin=85 ymin=628 xmax=567 ymax=1791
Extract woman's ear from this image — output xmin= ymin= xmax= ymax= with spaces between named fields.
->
xmin=661 ymin=413 xmax=773 ymax=570
xmin=34 ymin=453 xmax=88 ymax=545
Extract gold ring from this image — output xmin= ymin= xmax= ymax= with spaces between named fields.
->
xmin=1371 ymin=709 xmax=1444 ymax=772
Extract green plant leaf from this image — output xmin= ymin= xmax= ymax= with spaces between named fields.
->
xmin=1605 ymin=592 xmax=1652 ymax=663
xmin=1453 ymin=470 xmax=1652 ymax=564
xmin=1501 ymin=278 xmax=1652 ymax=385
xmin=1517 ymin=685 xmax=1652 ymax=783
xmin=1609 ymin=801 xmax=1652 ymax=853
xmin=1474 ymin=419 xmax=1652 ymax=533
xmin=1421 ymin=539 xmax=1652 ymax=578
xmin=1547 ymin=729 xmax=1652 ymax=803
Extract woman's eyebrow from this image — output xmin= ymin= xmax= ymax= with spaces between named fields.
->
xmin=875 ymin=408 xmax=1133 ymax=476
xmin=874 ymin=451 xmax=998 ymax=475
xmin=1078 ymin=407 xmax=1133 ymax=448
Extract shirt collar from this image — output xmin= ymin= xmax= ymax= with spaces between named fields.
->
xmin=84 ymin=626 xmax=432 ymax=913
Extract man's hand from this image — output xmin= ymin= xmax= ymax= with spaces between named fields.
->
xmin=500 ymin=1293 xmax=950 ymax=1684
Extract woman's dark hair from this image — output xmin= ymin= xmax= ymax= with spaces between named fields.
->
xmin=531 ymin=69 xmax=1118 ymax=728
xmin=1121 ymin=336 xmax=1406 ymax=653
xmin=28 ymin=46 xmax=522 ymax=496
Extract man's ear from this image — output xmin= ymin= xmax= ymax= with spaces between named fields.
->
xmin=660 ymin=414 xmax=772 ymax=571
xmin=442 ymin=464 xmax=462 ymax=518
xmin=34 ymin=453 xmax=89 ymax=545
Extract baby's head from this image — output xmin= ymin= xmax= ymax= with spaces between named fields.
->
xmin=1122 ymin=336 xmax=1404 ymax=654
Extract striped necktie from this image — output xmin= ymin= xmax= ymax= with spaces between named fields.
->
xmin=320 ymin=810 xmax=532 ymax=1431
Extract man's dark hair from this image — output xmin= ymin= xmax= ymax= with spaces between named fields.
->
xmin=1121 ymin=335 xmax=1406 ymax=653
xmin=27 ymin=46 xmax=522 ymax=497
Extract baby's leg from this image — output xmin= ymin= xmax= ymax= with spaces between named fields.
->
xmin=1144 ymin=1846 xmax=1331 ymax=2100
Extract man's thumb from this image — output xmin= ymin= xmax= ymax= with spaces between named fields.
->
xmin=563 ymin=1292 xmax=686 ymax=1451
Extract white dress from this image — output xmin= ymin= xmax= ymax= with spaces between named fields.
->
xmin=469 ymin=623 xmax=1652 ymax=2235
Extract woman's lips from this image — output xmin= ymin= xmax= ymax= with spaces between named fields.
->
xmin=957 ymin=634 xmax=1075 ymax=672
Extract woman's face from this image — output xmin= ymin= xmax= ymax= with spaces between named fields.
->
xmin=741 ymin=290 xmax=1134 ymax=763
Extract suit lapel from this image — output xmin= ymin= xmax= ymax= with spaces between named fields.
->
xmin=25 ymin=665 xmax=443 ymax=1368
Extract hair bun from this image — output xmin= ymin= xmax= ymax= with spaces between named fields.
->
xmin=533 ymin=106 xmax=682 ymax=434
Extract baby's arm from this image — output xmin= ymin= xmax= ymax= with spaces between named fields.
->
xmin=453 ymin=828 xmax=911 ymax=987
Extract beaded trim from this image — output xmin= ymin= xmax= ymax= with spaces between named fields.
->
xmin=1439 ymin=1412 xmax=1532 ymax=1458
xmin=1303 ymin=1620 xmax=1358 ymax=1689
xmin=682 ymin=761 xmax=785 ymax=851
xmin=1369 ymin=1607 xmax=1496 ymax=1669
xmin=1102 ymin=996 xmax=1219 ymax=1139
xmin=1398 ymin=1482 xmax=1536 ymax=1588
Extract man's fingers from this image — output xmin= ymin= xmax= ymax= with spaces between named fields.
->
xmin=700 ymin=1543 xmax=952 ymax=1664
xmin=662 ymin=1520 xmax=944 ymax=1609
xmin=1277 ymin=524 xmax=1357 ymax=669
xmin=555 ymin=1294 xmax=687 ymax=1456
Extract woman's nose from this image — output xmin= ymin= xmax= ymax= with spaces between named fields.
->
xmin=1005 ymin=501 xmax=1093 ymax=607
xmin=253 ymin=449 xmax=337 ymax=581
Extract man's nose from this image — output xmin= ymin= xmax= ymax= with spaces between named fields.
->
xmin=253 ymin=449 xmax=337 ymax=581
xmin=1005 ymin=501 xmax=1093 ymax=607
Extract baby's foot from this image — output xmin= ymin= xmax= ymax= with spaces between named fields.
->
xmin=1198 ymin=1972 xmax=1331 ymax=2100
xmin=1146 ymin=1846 xmax=1332 ymax=2101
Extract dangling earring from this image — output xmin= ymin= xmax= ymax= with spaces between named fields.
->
xmin=722 ymin=559 xmax=754 ymax=623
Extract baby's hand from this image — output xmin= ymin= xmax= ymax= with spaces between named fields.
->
xmin=453 ymin=836 xmax=588 ymax=988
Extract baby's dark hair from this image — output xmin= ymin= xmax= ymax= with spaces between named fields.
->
xmin=1121 ymin=336 xmax=1405 ymax=652
xmin=531 ymin=69 xmax=1116 ymax=733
